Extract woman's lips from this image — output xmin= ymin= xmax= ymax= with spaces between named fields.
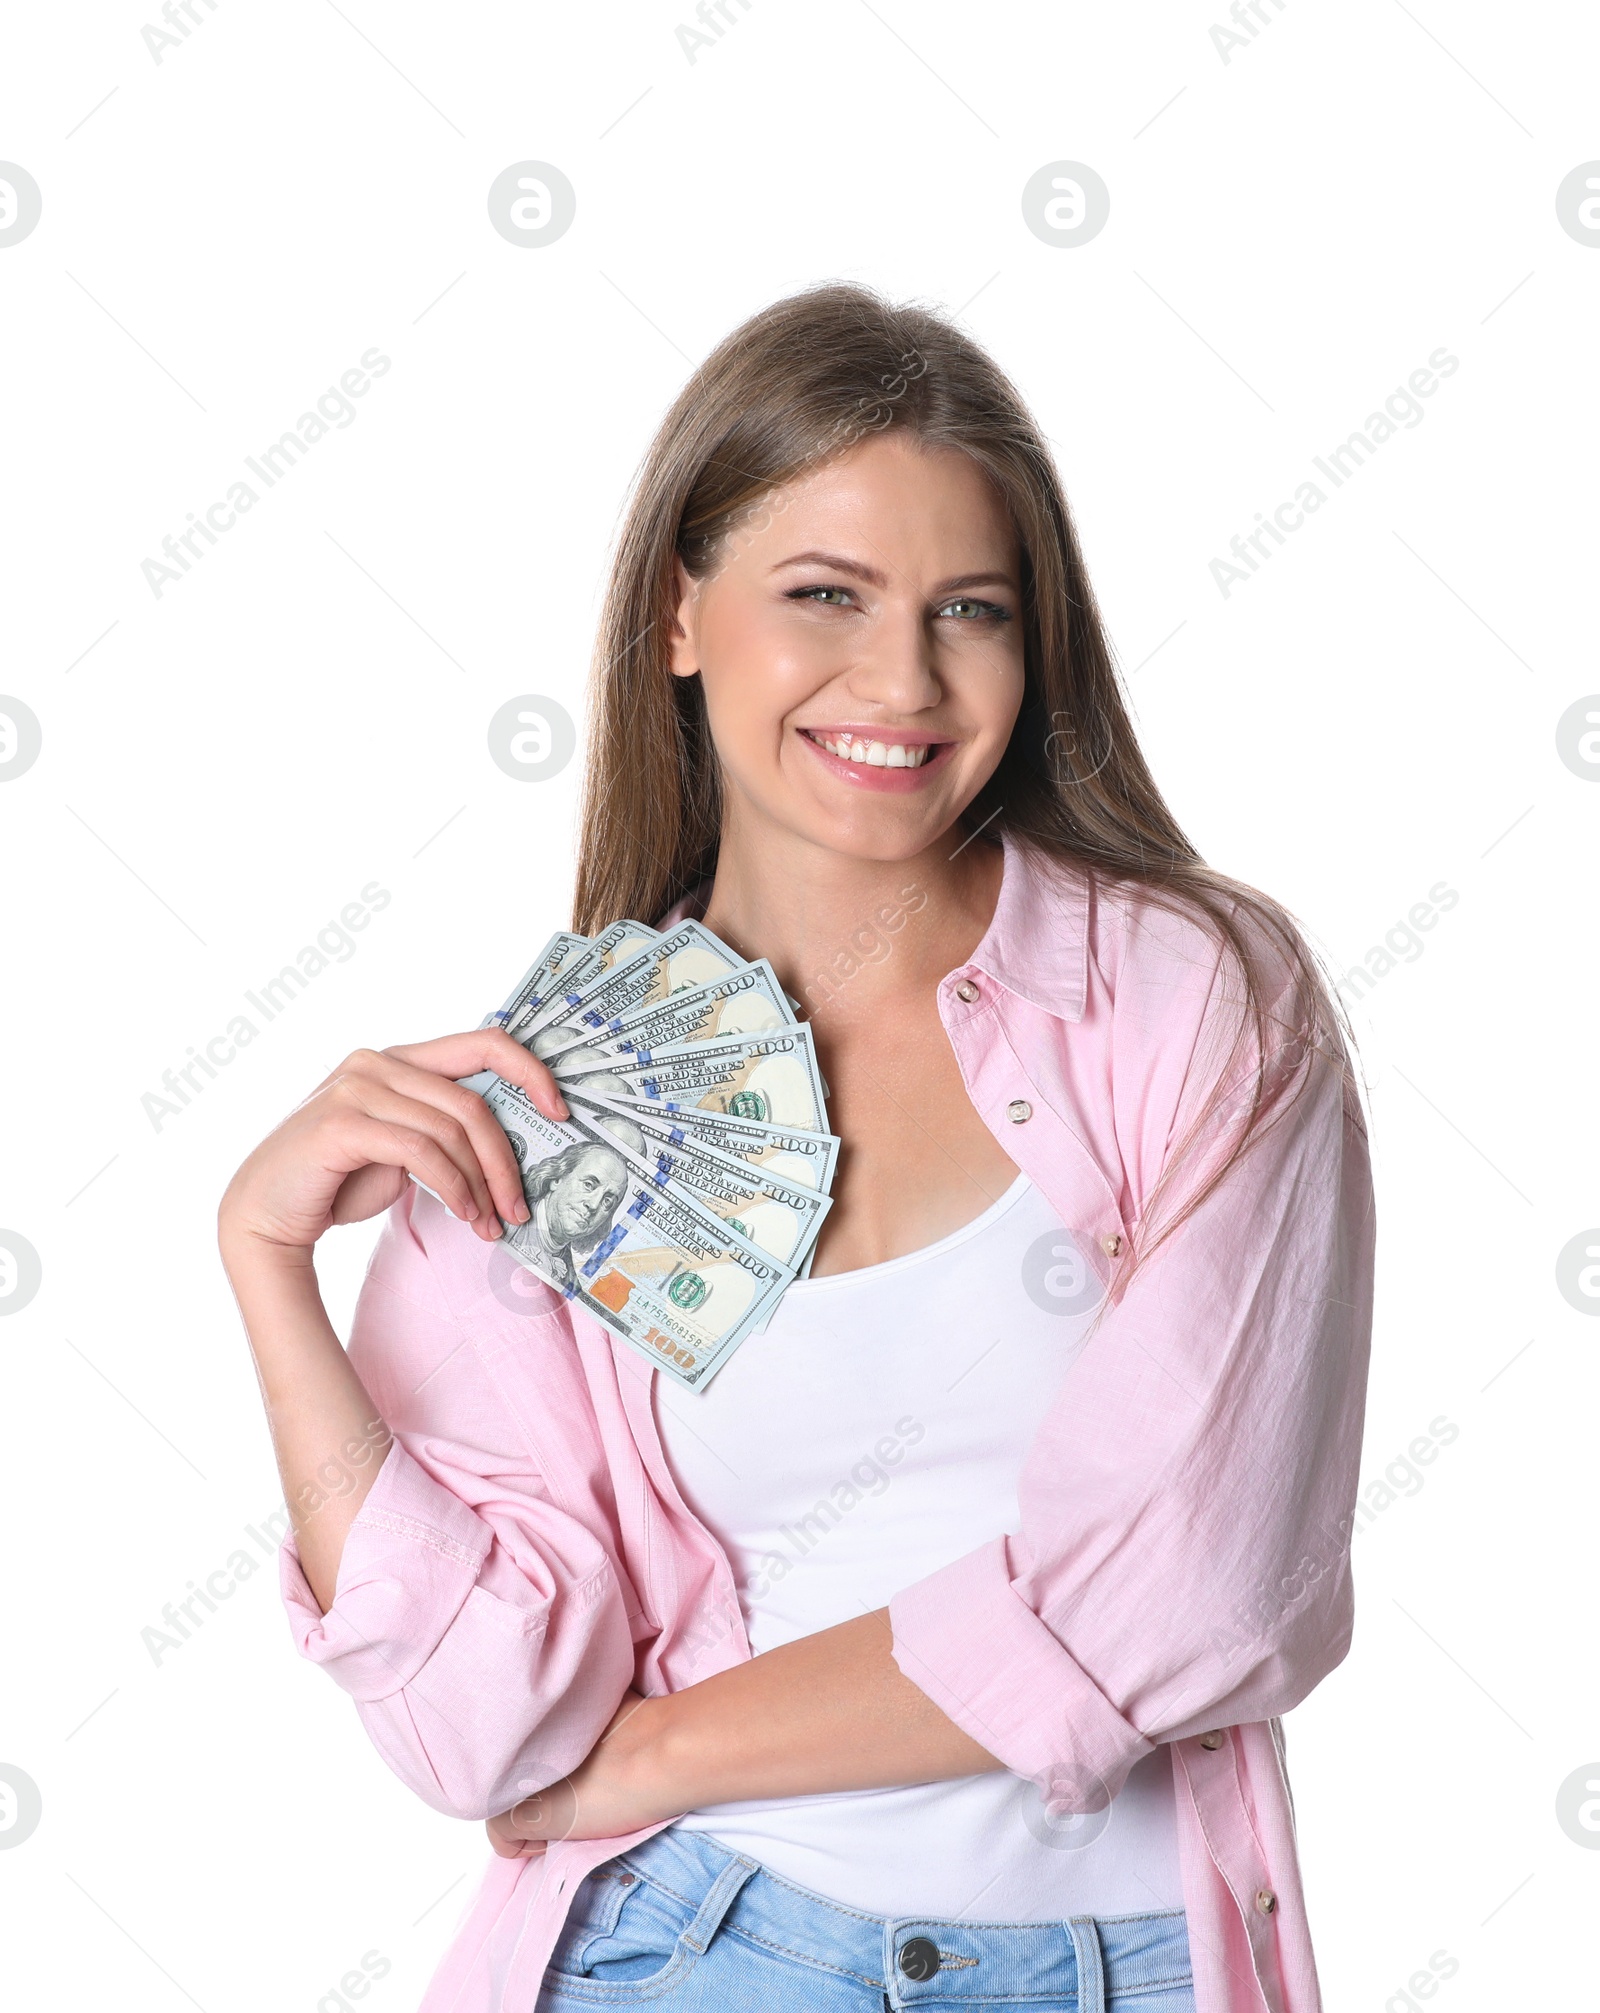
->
xmin=797 ymin=727 xmax=957 ymax=794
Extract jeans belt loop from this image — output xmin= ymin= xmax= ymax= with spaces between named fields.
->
xmin=1066 ymin=1915 xmax=1107 ymax=2013
xmin=678 ymin=1851 xmax=760 ymax=1955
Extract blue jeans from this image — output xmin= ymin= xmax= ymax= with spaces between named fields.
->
xmin=535 ymin=1826 xmax=1196 ymax=2012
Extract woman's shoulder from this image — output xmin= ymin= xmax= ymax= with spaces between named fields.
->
xmin=1009 ymin=838 xmax=1325 ymax=1071
xmin=1001 ymin=839 xmax=1213 ymax=1002
xmin=1083 ymin=859 xmax=1307 ymax=1017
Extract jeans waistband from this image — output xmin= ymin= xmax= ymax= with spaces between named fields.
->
xmin=614 ymin=1823 xmax=1192 ymax=2009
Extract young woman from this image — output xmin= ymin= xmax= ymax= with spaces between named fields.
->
xmin=220 ymin=285 xmax=1375 ymax=2013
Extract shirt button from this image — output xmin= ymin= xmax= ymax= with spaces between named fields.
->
xmin=1100 ymin=1232 xmax=1124 ymax=1258
xmin=1007 ymin=1099 xmax=1032 ymax=1124
xmin=1198 ymin=1730 xmax=1226 ymax=1750
xmin=1255 ymin=1889 xmax=1277 ymax=1915
xmin=955 ymin=980 xmax=980 ymax=1003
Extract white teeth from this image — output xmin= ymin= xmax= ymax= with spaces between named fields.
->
xmin=811 ymin=732 xmax=932 ymax=767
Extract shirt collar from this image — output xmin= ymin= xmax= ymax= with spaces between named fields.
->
xmin=656 ymin=825 xmax=1089 ymax=1024
xmin=964 ymin=826 xmax=1088 ymax=1023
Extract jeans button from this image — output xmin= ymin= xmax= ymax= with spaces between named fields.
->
xmin=898 ymin=1936 xmax=941 ymax=1981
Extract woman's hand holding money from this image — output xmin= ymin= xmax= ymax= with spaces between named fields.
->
xmin=219 ymin=1030 xmax=568 ymax=1255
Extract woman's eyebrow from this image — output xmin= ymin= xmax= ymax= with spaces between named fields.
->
xmin=770 ymin=550 xmax=888 ymax=585
xmin=770 ymin=551 xmax=1018 ymax=594
xmin=935 ymin=571 xmax=1018 ymax=593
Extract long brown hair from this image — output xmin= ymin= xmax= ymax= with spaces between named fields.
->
xmin=573 ymin=282 xmax=1362 ymax=1262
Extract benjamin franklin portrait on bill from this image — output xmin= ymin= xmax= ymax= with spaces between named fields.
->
xmin=502 ymin=1073 xmax=647 ymax=1291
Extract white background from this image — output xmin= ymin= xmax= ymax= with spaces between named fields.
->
xmin=1 ymin=2 xmax=1597 ymax=2007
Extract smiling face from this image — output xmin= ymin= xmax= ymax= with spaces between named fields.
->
xmin=669 ymin=431 xmax=1028 ymax=863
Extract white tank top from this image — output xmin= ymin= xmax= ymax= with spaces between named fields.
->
xmin=655 ymin=1171 xmax=1184 ymax=1921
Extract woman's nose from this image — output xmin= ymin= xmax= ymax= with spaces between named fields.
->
xmin=844 ymin=600 xmax=942 ymax=709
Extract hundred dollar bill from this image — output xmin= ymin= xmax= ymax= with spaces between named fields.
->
xmin=509 ymin=920 xmax=660 ymax=1043
xmin=539 ymin=959 xmax=793 ymax=1067
xmin=533 ymin=921 xmax=778 ymax=1053
xmin=478 ymin=1076 xmax=794 ymax=1390
xmin=485 ymin=930 xmax=590 ymax=1040
xmin=566 ymin=1085 xmax=839 ymax=1192
xmin=557 ymin=1027 xmax=828 ymax=1132
xmin=568 ymin=1089 xmax=831 ymax=1268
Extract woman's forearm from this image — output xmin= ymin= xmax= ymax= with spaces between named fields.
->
xmin=647 ymin=1607 xmax=1002 ymax=1806
xmin=493 ymin=1609 xmax=1004 ymax=1850
xmin=217 ymin=1034 xmax=564 ymax=1619
xmin=219 ymin=1230 xmax=391 ymax=1611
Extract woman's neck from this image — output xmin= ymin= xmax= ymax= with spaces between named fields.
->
xmin=697 ymin=821 xmax=1006 ymax=1023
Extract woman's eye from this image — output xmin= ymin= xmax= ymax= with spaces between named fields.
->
xmin=938 ymin=597 xmax=1010 ymax=622
xmin=785 ymin=585 xmax=1010 ymax=621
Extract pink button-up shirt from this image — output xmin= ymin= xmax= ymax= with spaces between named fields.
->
xmin=281 ymin=829 xmax=1374 ymax=2013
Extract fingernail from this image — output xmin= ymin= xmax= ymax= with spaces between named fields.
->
xmin=515 ymin=1200 xmax=531 ymax=1223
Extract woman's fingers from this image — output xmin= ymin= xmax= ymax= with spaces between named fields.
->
xmin=500 ymin=1779 xmax=578 ymax=1845
xmin=275 ymin=1027 xmax=576 ymax=1244
xmin=338 ymin=1075 xmax=517 ymax=1239
xmin=221 ymin=1024 xmax=576 ymax=1254
xmin=366 ymin=1056 xmax=538 ymax=1231
xmin=382 ymin=1031 xmax=579 ymax=1228
xmin=385 ymin=1028 xmax=570 ymax=1124
xmin=485 ymin=1810 xmax=544 ymax=1859
xmin=340 ymin=1115 xmax=492 ymax=1232
xmin=328 ymin=1026 xmax=578 ymax=1235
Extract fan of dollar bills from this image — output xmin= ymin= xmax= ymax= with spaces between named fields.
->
xmin=455 ymin=918 xmax=839 ymax=1392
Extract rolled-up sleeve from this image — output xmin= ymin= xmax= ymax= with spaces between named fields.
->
xmin=889 ymin=915 xmax=1376 ymax=1805
xmin=278 ymin=1186 xmax=637 ymax=1821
